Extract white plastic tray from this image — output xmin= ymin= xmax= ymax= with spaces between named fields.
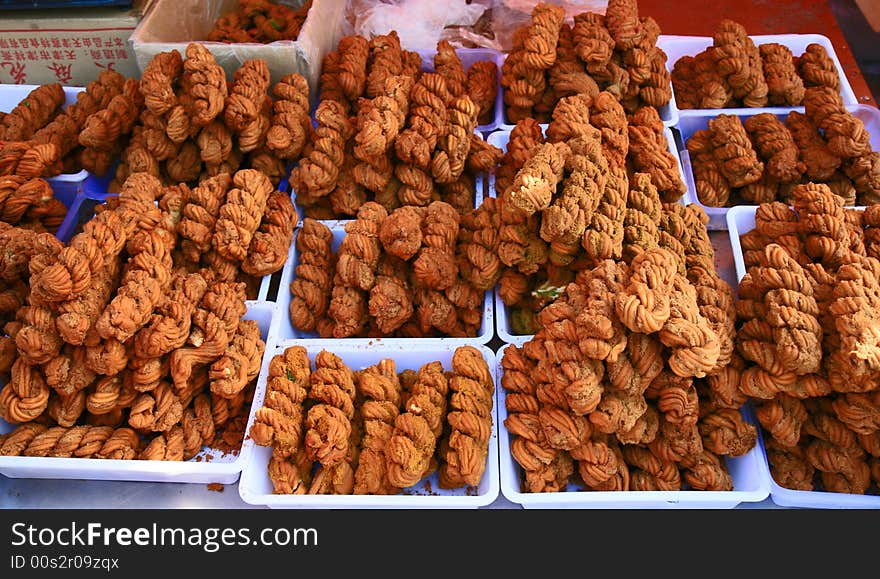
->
xmin=658 ymin=33 xmax=859 ymax=116
xmin=238 ymin=339 xmax=500 ymax=508
xmin=680 ymin=104 xmax=880 ymax=230
xmin=727 ymin=204 xmax=880 ymax=508
xmin=496 ymin=343 xmax=772 ymax=508
xmin=0 ymin=300 xmax=281 ymax=485
xmin=0 ymin=84 xmax=90 ymax=187
xmin=276 ymin=224 xmax=495 ymax=344
xmin=488 ymin=125 xmax=688 ymax=343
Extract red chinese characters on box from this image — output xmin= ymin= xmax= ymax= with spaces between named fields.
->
xmin=0 ymin=30 xmax=138 ymax=85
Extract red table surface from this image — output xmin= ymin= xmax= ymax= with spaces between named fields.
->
xmin=639 ymin=0 xmax=877 ymax=106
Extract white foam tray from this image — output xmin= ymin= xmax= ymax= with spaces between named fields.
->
xmin=488 ymin=125 xmax=688 ymax=343
xmin=0 ymin=84 xmax=89 ymax=187
xmin=275 ymin=223 xmax=495 ymax=344
xmin=496 ymin=343 xmax=772 ymax=508
xmin=727 ymin=204 xmax=880 ymax=508
xmin=0 ymin=300 xmax=281 ymax=485
xmin=238 ymin=339 xmax=500 ymax=508
xmin=680 ymin=104 xmax=880 ymax=231
xmin=658 ymin=33 xmax=859 ymax=116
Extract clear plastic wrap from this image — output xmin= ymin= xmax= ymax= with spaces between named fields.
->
xmin=343 ymin=0 xmax=609 ymax=52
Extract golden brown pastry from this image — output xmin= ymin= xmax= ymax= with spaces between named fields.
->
xmin=304 ymin=350 xmax=356 ymax=468
xmin=386 ymin=360 xmax=448 ymax=488
xmin=250 ymin=345 xmax=311 ymax=459
xmin=352 ymin=359 xmax=403 ymax=495
xmin=626 ymin=106 xmax=686 ymax=202
xmin=224 ymin=58 xmax=272 ymax=153
xmin=265 ymin=72 xmax=311 ymax=161
xmin=707 ymin=113 xmax=764 ymax=188
xmin=438 ymin=346 xmax=494 ymax=488
xmin=796 ymin=43 xmax=841 ymax=92
xmin=711 ymin=20 xmax=768 ymax=108
xmin=760 ymin=43 xmax=805 ymax=106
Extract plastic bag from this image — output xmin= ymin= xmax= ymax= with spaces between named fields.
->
xmin=344 ymin=0 xmax=609 ymax=52
xmin=344 ymin=0 xmax=486 ymax=52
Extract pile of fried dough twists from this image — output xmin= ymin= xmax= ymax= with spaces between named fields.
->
xmin=0 ymin=166 xmax=298 ymax=461
xmin=249 ymin=344 xmax=494 ymax=495
xmin=672 ymin=19 xmax=842 ymax=109
xmin=737 ymin=186 xmax=880 ymax=494
xmin=686 ymin=87 xmax=880 ymax=208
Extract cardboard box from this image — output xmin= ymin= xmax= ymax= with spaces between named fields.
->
xmin=0 ymin=1 xmax=148 ymax=85
xmin=129 ymin=0 xmax=344 ymax=100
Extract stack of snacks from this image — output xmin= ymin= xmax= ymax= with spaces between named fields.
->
xmin=492 ymin=91 xmax=685 ymax=333
xmin=735 ymin=184 xmax=880 ymax=495
xmin=0 ymin=74 xmax=142 ymax=179
xmin=112 ymin=43 xmax=311 ymax=189
xmin=290 ymin=32 xmax=502 ymax=219
xmin=0 ymin=177 xmax=69 ymax=234
xmin=207 ymin=0 xmax=313 ymax=43
xmin=671 ymin=20 xmax=844 ymax=109
xmin=248 ymin=344 xmax=494 ymax=495
xmin=0 ymin=169 xmax=293 ymax=462
xmin=500 ymin=222 xmax=755 ymax=493
xmin=686 ymin=91 xmax=879 ymax=208
xmin=500 ymin=0 xmax=672 ymax=124
xmin=287 ymin=199 xmax=487 ymax=339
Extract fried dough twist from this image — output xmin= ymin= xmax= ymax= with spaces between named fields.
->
xmin=353 ymin=359 xmax=403 ymax=495
xmin=386 ymin=360 xmax=448 ymax=488
xmin=289 ymin=219 xmax=335 ymax=333
xmin=304 ymin=350 xmax=357 ymax=467
xmin=439 ymin=346 xmax=494 ymax=488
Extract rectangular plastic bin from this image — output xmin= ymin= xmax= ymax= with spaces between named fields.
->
xmin=276 ymin=224 xmax=495 ymax=344
xmin=0 ymin=300 xmax=281 ymax=485
xmin=495 ymin=343 xmax=773 ymax=509
xmin=727 ymin=204 xmax=880 ymax=508
xmin=238 ymin=339 xmax=500 ymax=508
xmin=679 ymin=104 xmax=880 ymax=230
xmin=657 ymin=33 xmax=858 ymax=116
